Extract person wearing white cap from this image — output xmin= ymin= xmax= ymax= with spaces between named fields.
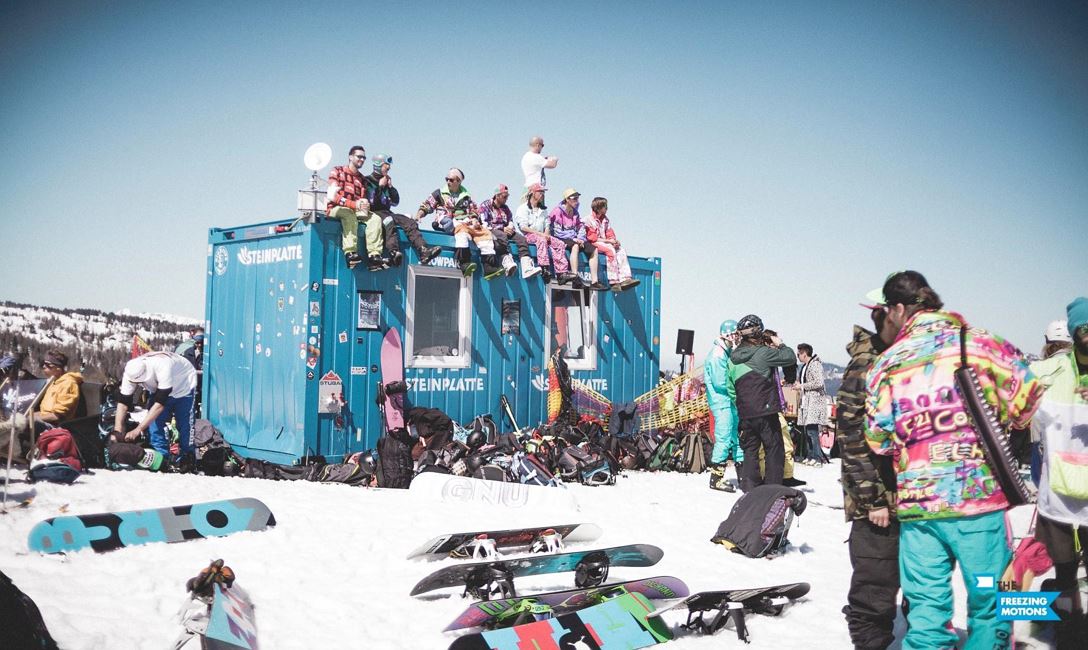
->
xmin=415 ymin=169 xmax=499 ymax=277
xmin=478 ymin=183 xmax=541 ymax=279
xmin=113 ymin=351 xmax=198 ymax=469
xmin=1043 ymin=319 xmax=1073 ymax=359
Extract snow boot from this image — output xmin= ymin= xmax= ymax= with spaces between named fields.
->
xmin=345 ymin=251 xmax=363 ymax=268
xmin=521 ymin=257 xmax=542 ymax=279
xmin=418 ymin=245 xmax=442 ymax=266
xmin=557 ymin=272 xmax=576 ymax=285
xmin=588 ymin=281 xmax=608 ymax=291
xmin=387 ymin=250 xmax=404 ymax=267
xmin=709 ymin=464 xmax=735 ymax=492
xmin=460 ymin=262 xmax=477 ymax=277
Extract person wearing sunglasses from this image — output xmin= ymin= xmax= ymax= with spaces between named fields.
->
xmin=363 ymin=153 xmax=441 ymax=267
xmin=836 ymin=293 xmax=900 ymax=650
xmin=326 ymin=146 xmax=386 ymax=269
xmin=415 ymin=169 xmax=499 ymax=277
xmin=31 ymin=350 xmax=84 ymax=430
xmin=521 ymin=135 xmax=558 ymax=190
xmin=865 ymin=270 xmax=1044 ymax=650
xmin=478 ymin=184 xmax=541 ymax=279
xmin=1028 ymin=296 xmax=1088 ymax=647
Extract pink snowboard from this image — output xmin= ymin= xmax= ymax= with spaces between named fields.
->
xmin=381 ymin=329 xmax=406 ymax=431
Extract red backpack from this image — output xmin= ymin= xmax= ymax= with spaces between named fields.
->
xmin=35 ymin=428 xmax=83 ymax=472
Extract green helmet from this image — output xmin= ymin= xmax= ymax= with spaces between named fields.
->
xmin=720 ymin=319 xmax=738 ymax=336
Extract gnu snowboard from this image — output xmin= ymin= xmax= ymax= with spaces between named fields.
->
xmin=408 ymin=523 xmax=602 ymax=560
xmin=409 ymin=472 xmax=579 ymax=511
xmin=411 ymin=544 xmax=664 ymax=599
xmin=445 ymin=576 xmax=689 ymax=632
xmin=648 ymin=582 xmax=810 ymax=641
xmin=28 ymin=497 xmax=276 ymax=554
xmin=448 ymin=591 xmax=671 ymax=650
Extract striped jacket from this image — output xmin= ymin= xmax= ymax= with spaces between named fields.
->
xmin=836 ymin=326 xmax=895 ymax=520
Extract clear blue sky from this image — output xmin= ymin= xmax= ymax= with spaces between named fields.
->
xmin=2 ymin=0 xmax=1085 ymax=366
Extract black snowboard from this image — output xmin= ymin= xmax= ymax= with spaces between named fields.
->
xmin=410 ymin=544 xmax=664 ymax=599
xmin=407 ymin=523 xmax=601 ymax=560
xmin=648 ymin=582 xmax=810 ymax=641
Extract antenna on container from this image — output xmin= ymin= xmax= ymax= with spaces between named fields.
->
xmin=297 ymin=142 xmax=332 ymax=225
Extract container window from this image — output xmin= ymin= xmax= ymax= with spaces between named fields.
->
xmin=546 ymin=286 xmax=597 ymax=371
xmin=406 ymin=266 xmax=471 ymax=367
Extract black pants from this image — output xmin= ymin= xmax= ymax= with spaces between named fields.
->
xmin=376 ymin=210 xmax=428 ymax=254
xmin=844 ymin=518 xmax=900 ymax=650
xmin=490 ymin=227 xmax=530 ymax=259
xmin=738 ymin=413 xmax=783 ymax=491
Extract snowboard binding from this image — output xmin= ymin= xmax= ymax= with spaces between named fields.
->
xmin=529 ymin=528 xmax=564 ymax=554
xmin=462 ymin=563 xmax=516 ymax=601
xmin=680 ymin=601 xmax=748 ymax=641
xmin=450 ymin=534 xmax=499 ymax=560
xmin=573 ymin=551 xmax=610 ymax=589
xmin=185 ymin=559 xmax=235 ymax=600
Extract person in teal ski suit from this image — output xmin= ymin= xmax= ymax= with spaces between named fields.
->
xmin=706 ymin=320 xmax=743 ymax=491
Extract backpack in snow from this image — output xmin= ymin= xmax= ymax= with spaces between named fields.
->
xmin=473 ymin=464 xmax=508 ymax=482
xmin=27 ymin=461 xmax=81 ymax=484
xmin=0 ymin=570 xmax=58 ymax=650
xmin=633 ymin=433 xmax=658 ymax=469
xmin=315 ymin=462 xmax=372 ymax=486
xmin=710 ymin=485 xmax=808 ymax=558
xmin=677 ymin=431 xmax=708 ymax=473
xmin=511 ymin=452 xmax=558 ymax=486
xmin=647 ymin=436 xmax=679 ymax=472
xmin=34 ymin=428 xmax=83 ymax=472
xmin=376 ymin=429 xmax=415 ymax=488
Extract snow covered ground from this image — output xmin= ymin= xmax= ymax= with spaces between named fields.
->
xmin=1 ymin=462 xmax=1044 ymax=649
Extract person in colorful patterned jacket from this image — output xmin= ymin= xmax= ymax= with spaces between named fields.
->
xmin=706 ymin=319 xmax=743 ymax=492
xmin=326 ymin=146 xmax=387 ymax=269
xmin=584 ymin=197 xmax=639 ymax=293
xmin=865 ymin=270 xmax=1044 ymax=650
xmin=547 ymin=188 xmax=598 ymax=289
xmin=479 ymin=184 xmax=540 ymax=279
xmin=415 ymin=168 xmax=498 ymax=277
xmin=837 ymin=297 xmax=900 ymax=650
xmin=514 ymin=183 xmax=568 ymax=283
xmin=1029 ymin=296 xmax=1088 ymax=647
xmin=363 ymin=154 xmax=441 ymax=267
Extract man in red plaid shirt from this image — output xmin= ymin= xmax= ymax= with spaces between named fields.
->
xmin=327 ymin=145 xmax=384 ymax=267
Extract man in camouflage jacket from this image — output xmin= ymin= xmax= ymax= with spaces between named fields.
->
xmin=836 ymin=301 xmax=900 ymax=650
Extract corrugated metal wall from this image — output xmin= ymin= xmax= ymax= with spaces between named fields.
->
xmin=205 ymin=218 xmax=661 ymax=463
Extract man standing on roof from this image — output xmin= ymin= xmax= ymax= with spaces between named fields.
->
xmin=730 ymin=315 xmax=797 ymax=492
xmin=416 ymin=168 xmax=499 ymax=277
xmin=113 ymin=351 xmax=199 ymax=470
xmin=837 ymin=292 xmax=900 ymax=650
xmin=865 ymin=271 xmax=1043 ymax=650
xmin=479 ymin=184 xmax=541 ymax=279
xmin=706 ymin=320 xmax=743 ymax=492
xmin=364 ymin=153 xmax=441 ymax=266
xmin=522 ymin=136 xmax=558 ymax=189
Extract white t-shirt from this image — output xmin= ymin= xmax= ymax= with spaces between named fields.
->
xmin=121 ymin=351 xmax=197 ymax=398
xmin=521 ymin=151 xmax=548 ymax=187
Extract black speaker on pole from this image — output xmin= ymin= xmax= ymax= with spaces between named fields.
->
xmin=675 ymin=329 xmax=695 ymax=356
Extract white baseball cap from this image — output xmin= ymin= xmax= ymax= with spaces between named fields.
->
xmin=1045 ymin=320 xmax=1071 ymax=343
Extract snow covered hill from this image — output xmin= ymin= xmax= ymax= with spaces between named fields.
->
xmin=0 ymin=300 xmax=199 ymax=381
xmin=0 ymin=463 xmax=1042 ymax=649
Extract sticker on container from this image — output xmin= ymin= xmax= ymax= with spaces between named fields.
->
xmin=311 ymin=282 xmax=319 ymax=292
xmin=338 ymin=331 xmax=348 ymax=344
xmin=306 ymin=357 xmax=317 ymax=369
xmin=288 ymin=296 xmax=295 ymax=305
xmin=265 ymin=348 xmax=272 ymax=357
xmin=307 ymin=371 xmax=314 ymax=380
xmin=255 ymin=343 xmax=262 ymax=355
xmin=311 ymin=325 xmax=319 ymax=334
xmin=299 ymin=350 xmax=306 ymax=360
xmin=318 ymin=371 xmax=343 ymax=414
xmin=351 ymin=366 xmax=367 ymax=375
xmin=322 ymin=278 xmax=338 ymax=286
xmin=255 ymin=323 xmax=262 ymax=333
xmin=277 ymin=298 xmax=284 ymax=311
xmin=309 ymin=336 xmax=316 ymax=345
xmin=309 ymin=301 xmax=320 ymax=317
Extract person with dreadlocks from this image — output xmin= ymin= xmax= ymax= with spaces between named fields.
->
xmin=865 ymin=270 xmax=1044 ymax=650
xmin=729 ymin=314 xmax=797 ymax=492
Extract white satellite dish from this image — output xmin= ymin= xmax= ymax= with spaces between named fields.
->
xmin=303 ymin=142 xmax=332 ymax=172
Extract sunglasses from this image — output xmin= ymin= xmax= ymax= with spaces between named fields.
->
xmin=446 ymin=177 xmax=460 ymax=183
xmin=353 ymin=154 xmax=366 ymax=160
xmin=40 ymin=362 xmax=59 ymax=369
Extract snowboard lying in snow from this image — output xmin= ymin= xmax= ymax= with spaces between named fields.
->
xmin=648 ymin=582 xmax=810 ymax=641
xmin=408 ymin=523 xmax=603 ymax=560
xmin=445 ymin=576 xmax=689 ymax=631
xmin=448 ymin=591 xmax=671 ymax=650
xmin=409 ymin=472 xmax=578 ymax=511
xmin=411 ymin=544 xmax=664 ymax=599
xmin=28 ymin=497 xmax=276 ymax=554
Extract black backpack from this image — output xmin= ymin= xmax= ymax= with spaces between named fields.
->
xmin=710 ymin=485 xmax=808 ymax=558
xmin=376 ymin=429 xmax=415 ymax=488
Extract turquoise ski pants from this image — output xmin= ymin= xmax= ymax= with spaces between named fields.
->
xmin=710 ymin=407 xmax=743 ymax=464
xmin=899 ymin=510 xmax=1011 ymax=650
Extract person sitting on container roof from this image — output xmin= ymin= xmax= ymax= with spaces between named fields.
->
xmin=547 ymin=188 xmax=597 ymax=289
xmin=113 ymin=351 xmax=198 ymax=472
xmin=479 ymin=184 xmax=541 ymax=280
xmin=514 ymin=183 xmax=568 ymax=284
xmin=415 ymin=168 xmax=500 ymax=278
xmin=364 ymin=153 xmax=441 ymax=267
xmin=584 ymin=197 xmax=639 ymax=292
xmin=326 ymin=146 xmax=389 ymax=270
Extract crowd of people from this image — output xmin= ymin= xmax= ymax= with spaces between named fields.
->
xmin=323 ymin=138 xmax=639 ymax=291
xmin=706 ymin=269 xmax=1088 ymax=650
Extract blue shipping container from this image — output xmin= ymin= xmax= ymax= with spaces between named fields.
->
xmin=204 ymin=217 xmax=662 ymax=463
